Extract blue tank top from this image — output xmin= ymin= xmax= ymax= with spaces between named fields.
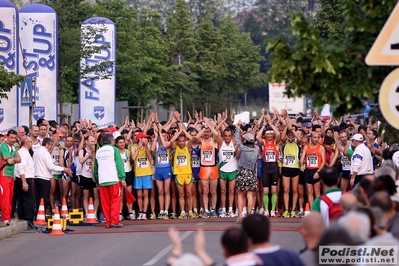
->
xmin=191 ymin=146 xmax=200 ymax=169
xmin=155 ymin=143 xmax=171 ymax=169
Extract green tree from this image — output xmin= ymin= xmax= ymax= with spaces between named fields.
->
xmin=0 ymin=65 xmax=25 ymax=103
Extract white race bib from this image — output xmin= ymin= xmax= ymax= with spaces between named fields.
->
xmin=176 ymin=155 xmax=188 ymax=166
xmin=138 ymin=158 xmax=149 ymax=168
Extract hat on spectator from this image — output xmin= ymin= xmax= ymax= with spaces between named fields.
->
xmin=339 ymin=122 xmax=349 ymax=130
xmin=242 ymin=132 xmax=254 ymax=142
xmin=352 ymin=134 xmax=364 ymax=142
xmin=136 ymin=132 xmax=150 ymax=141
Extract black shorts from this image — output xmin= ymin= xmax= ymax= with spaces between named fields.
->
xmin=79 ymin=175 xmax=97 ymax=190
xmin=304 ymin=169 xmax=321 ymax=184
xmin=281 ymin=167 xmax=300 ymax=178
xmin=125 ymin=171 xmax=134 ymax=186
xmin=299 ymin=171 xmax=305 ymax=185
xmin=262 ymin=163 xmax=279 ymax=187
xmin=71 ymin=174 xmax=80 ymax=184
xmin=340 ymin=170 xmax=351 ymax=179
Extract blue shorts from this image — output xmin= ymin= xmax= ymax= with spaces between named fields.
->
xmin=134 ymin=175 xmax=153 ymax=190
xmin=192 ymin=167 xmax=200 ymax=182
xmin=154 ymin=167 xmax=172 ymax=181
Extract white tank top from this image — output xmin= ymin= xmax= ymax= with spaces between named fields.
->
xmin=51 ymin=145 xmax=62 ymax=175
xmin=120 ymin=149 xmax=132 ymax=173
xmin=80 ymin=148 xmax=93 ymax=178
xmin=218 ymin=141 xmax=237 ymax=172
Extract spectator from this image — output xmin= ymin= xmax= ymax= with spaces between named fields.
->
xmin=363 ymin=101 xmax=371 ymax=125
xmin=339 ymin=193 xmax=359 ymax=212
xmin=221 ymin=227 xmax=263 ymax=266
xmin=352 ymin=175 xmax=375 ymax=206
xmin=366 ymin=207 xmax=399 ymax=246
xmin=299 ymin=212 xmax=325 ymax=266
xmin=338 ymin=211 xmax=370 ymax=244
xmin=370 ymin=191 xmax=399 ymax=239
xmin=242 ymin=214 xmax=304 ymax=265
xmin=311 ymin=167 xmax=344 ymax=226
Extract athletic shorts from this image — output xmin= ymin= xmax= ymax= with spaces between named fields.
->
xmin=53 ymin=174 xmax=62 ymax=180
xmin=192 ymin=167 xmax=200 ymax=182
xmin=199 ymin=166 xmax=219 ymax=180
xmin=79 ymin=175 xmax=97 ymax=189
xmin=71 ymin=175 xmax=80 ymax=184
xmin=299 ymin=171 xmax=305 ymax=185
xmin=219 ymin=170 xmax=237 ymax=181
xmin=304 ymin=169 xmax=321 ymax=184
xmin=262 ymin=162 xmax=279 ymax=187
xmin=125 ymin=171 xmax=134 ymax=187
xmin=281 ymin=167 xmax=300 ymax=178
xmin=175 ymin=174 xmax=193 ymax=186
xmin=154 ymin=167 xmax=172 ymax=181
xmin=134 ymin=175 xmax=152 ymax=190
xmin=340 ymin=170 xmax=351 ymax=179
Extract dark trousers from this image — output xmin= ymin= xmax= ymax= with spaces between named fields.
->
xmin=14 ymin=178 xmax=35 ymax=222
xmin=354 ymin=174 xmax=367 ymax=186
xmin=35 ymin=178 xmax=51 ymax=215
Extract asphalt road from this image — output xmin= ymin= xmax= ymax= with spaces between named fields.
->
xmin=0 ymin=218 xmax=304 ymax=266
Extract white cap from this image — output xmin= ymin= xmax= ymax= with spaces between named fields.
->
xmin=352 ymin=133 xmax=364 ymax=142
xmin=243 ymin=132 xmax=254 ymax=142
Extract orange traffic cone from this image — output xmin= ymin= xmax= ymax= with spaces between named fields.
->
xmin=85 ymin=197 xmax=97 ymax=224
xmin=304 ymin=203 xmax=310 ymax=216
xmin=61 ymin=198 xmax=69 ymax=222
xmin=50 ymin=206 xmax=65 ymax=236
xmin=34 ymin=198 xmax=47 ymax=226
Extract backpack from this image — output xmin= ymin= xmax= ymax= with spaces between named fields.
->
xmin=320 ymin=191 xmax=346 ymax=222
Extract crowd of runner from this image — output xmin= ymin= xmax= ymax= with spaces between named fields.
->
xmin=0 ymin=106 xmax=398 ymax=227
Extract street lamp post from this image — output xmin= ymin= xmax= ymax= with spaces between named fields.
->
xmin=29 ymin=77 xmax=37 ymax=127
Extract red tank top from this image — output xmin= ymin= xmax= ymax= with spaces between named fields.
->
xmin=262 ymin=140 xmax=279 ymax=163
xmin=305 ymin=143 xmax=322 ymax=170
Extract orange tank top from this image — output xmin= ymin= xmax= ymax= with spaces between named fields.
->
xmin=305 ymin=143 xmax=322 ymax=170
xmin=200 ymin=139 xmax=216 ymax=167
xmin=262 ymin=140 xmax=279 ymax=163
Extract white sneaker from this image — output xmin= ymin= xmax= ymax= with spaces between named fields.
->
xmin=263 ymin=210 xmax=269 ymax=217
xmin=129 ymin=213 xmax=136 ymax=220
xmin=228 ymin=210 xmax=235 ymax=218
xmin=243 ymin=212 xmax=247 ymax=218
xmin=137 ymin=213 xmax=142 ymax=220
xmin=258 ymin=207 xmax=265 ymax=214
xmin=234 ymin=210 xmax=239 ymax=217
xmin=119 ymin=214 xmax=124 ymax=221
xmin=270 ymin=210 xmax=276 ymax=217
xmin=219 ymin=211 xmax=226 ymax=218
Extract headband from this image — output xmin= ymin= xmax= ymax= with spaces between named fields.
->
xmin=265 ymin=130 xmax=275 ymax=134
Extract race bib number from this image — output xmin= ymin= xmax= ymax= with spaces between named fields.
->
xmin=202 ymin=151 xmax=212 ymax=162
xmin=222 ymin=151 xmax=233 ymax=161
xmin=53 ymin=155 xmax=60 ymax=166
xmin=265 ymin=151 xmax=276 ymax=162
xmin=307 ymin=155 xmax=318 ymax=168
xmin=176 ymin=155 xmax=187 ymax=166
xmin=157 ymin=153 xmax=169 ymax=164
xmin=341 ymin=156 xmax=351 ymax=170
xmin=284 ymin=155 xmax=296 ymax=166
xmin=192 ymin=156 xmax=200 ymax=167
xmin=138 ymin=158 xmax=149 ymax=168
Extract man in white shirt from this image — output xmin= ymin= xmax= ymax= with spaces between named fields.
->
xmin=350 ymin=134 xmax=373 ymax=187
xmin=15 ymin=137 xmax=35 ymax=224
xmin=33 ymin=137 xmax=72 ymax=215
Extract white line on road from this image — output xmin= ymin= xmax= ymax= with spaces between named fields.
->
xmin=143 ymin=222 xmax=205 ymax=266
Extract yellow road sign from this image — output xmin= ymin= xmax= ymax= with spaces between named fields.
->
xmin=366 ymin=2 xmax=399 ymax=65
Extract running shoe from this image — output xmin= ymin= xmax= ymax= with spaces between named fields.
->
xmin=170 ymin=212 xmax=177 ymax=219
xmin=163 ymin=213 xmax=169 ymax=220
xmin=157 ymin=212 xmax=164 ymax=219
xmin=128 ymin=213 xmax=136 ymax=221
xmin=111 ymin=223 xmax=124 ymax=228
xmin=202 ymin=211 xmax=210 ymax=218
xmin=119 ymin=214 xmax=124 ymax=221
xmin=210 ymin=210 xmax=218 ymax=218
xmin=199 ymin=209 xmax=204 ymax=218
xmin=188 ymin=211 xmax=196 ymax=219
xmin=258 ymin=207 xmax=264 ymax=214
xmin=150 ymin=213 xmax=156 ymax=220
xmin=282 ymin=210 xmax=290 ymax=218
xmin=297 ymin=210 xmax=305 ymax=218
xmin=275 ymin=210 xmax=281 ymax=217
xmin=179 ymin=211 xmax=186 ymax=219
xmin=193 ymin=211 xmax=199 ymax=218
xmin=290 ymin=210 xmax=297 ymax=218
xmin=141 ymin=213 xmax=147 ymax=220
xmin=234 ymin=210 xmax=239 ymax=217
xmin=263 ymin=210 xmax=269 ymax=217
xmin=137 ymin=212 xmax=142 ymax=220
xmin=219 ymin=211 xmax=226 ymax=218
xmin=242 ymin=212 xmax=247 ymax=218
xmin=228 ymin=210 xmax=235 ymax=218
xmin=270 ymin=210 xmax=276 ymax=217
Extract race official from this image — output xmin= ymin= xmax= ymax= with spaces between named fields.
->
xmin=350 ymin=134 xmax=373 ymax=187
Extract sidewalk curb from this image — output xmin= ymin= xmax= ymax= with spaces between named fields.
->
xmin=0 ymin=221 xmax=28 ymax=240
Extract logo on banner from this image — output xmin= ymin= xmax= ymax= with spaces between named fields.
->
xmin=33 ymin=106 xmax=45 ymax=120
xmin=0 ymin=108 xmax=4 ymax=124
xmin=94 ymin=106 xmax=105 ymax=120
xmin=0 ymin=19 xmax=16 ymax=71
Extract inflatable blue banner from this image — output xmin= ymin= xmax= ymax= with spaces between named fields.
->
xmin=18 ymin=4 xmax=58 ymax=126
xmin=0 ymin=0 xmax=19 ymax=132
xmin=79 ymin=17 xmax=116 ymax=128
